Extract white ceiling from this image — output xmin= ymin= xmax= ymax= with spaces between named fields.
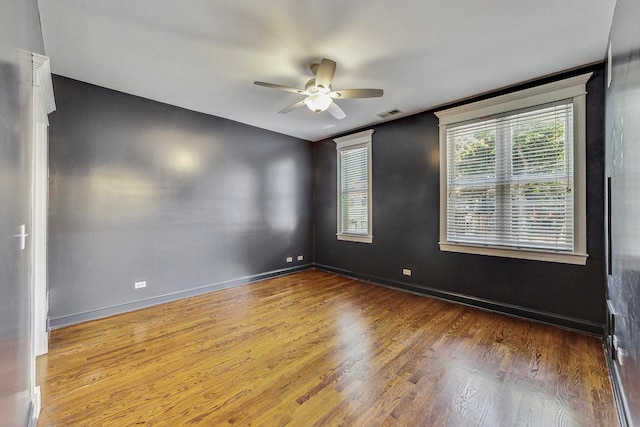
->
xmin=38 ymin=1 xmax=616 ymax=142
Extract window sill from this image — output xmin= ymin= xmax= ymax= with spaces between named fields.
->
xmin=337 ymin=233 xmax=373 ymax=244
xmin=439 ymin=242 xmax=588 ymax=265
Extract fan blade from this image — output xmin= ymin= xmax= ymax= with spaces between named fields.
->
xmin=254 ymin=81 xmax=306 ymax=95
xmin=315 ymin=58 xmax=336 ymax=89
xmin=327 ymin=102 xmax=346 ymax=120
xmin=330 ymin=89 xmax=383 ymax=99
xmin=278 ymin=100 xmax=306 ymax=114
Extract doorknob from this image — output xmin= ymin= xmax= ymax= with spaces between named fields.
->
xmin=13 ymin=224 xmax=29 ymax=251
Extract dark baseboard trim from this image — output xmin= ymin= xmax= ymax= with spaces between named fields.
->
xmin=49 ymin=262 xmax=604 ymax=336
xmin=314 ymin=264 xmax=604 ymax=336
xmin=48 ymin=264 xmax=313 ymax=329
xmin=605 ymin=340 xmax=631 ymax=426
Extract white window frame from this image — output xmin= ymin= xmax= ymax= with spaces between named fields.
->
xmin=435 ymin=73 xmax=592 ymax=265
xmin=334 ymin=129 xmax=374 ymax=243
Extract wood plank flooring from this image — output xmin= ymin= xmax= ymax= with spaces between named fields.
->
xmin=37 ymin=270 xmax=618 ymax=426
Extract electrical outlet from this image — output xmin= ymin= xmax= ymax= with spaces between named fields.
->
xmin=298 ymin=255 xmax=304 ymax=261
xmin=286 ymin=257 xmax=293 ymax=263
xmin=402 ymin=268 xmax=412 ymax=276
xmin=134 ymin=281 xmax=146 ymax=289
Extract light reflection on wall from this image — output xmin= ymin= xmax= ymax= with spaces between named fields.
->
xmin=267 ymin=158 xmax=297 ymax=232
xmin=144 ymin=127 xmax=212 ymax=179
xmin=427 ymin=145 xmax=439 ymax=169
xmin=169 ymin=147 xmax=201 ymax=176
xmin=218 ymin=163 xmax=258 ymax=228
xmin=86 ymin=166 xmax=159 ymax=222
xmin=618 ymin=85 xmax=640 ymax=258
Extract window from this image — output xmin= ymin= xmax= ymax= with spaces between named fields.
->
xmin=435 ymin=73 xmax=592 ymax=265
xmin=334 ymin=129 xmax=373 ymax=243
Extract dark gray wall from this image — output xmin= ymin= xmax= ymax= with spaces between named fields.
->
xmin=606 ymin=0 xmax=640 ymax=423
xmin=48 ymin=76 xmax=312 ymax=327
xmin=314 ymin=66 xmax=606 ymax=333
xmin=0 ymin=0 xmax=44 ymax=425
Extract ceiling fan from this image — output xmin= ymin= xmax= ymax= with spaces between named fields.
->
xmin=254 ymin=58 xmax=383 ymax=120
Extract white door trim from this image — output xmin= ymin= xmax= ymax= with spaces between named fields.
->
xmin=32 ymin=53 xmax=55 ymax=357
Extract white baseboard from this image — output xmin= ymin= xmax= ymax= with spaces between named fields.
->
xmin=35 ymin=331 xmax=48 ymax=356
xmin=34 ymin=386 xmax=41 ymax=417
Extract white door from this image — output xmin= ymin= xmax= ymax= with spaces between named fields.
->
xmin=0 ymin=47 xmax=34 ymax=427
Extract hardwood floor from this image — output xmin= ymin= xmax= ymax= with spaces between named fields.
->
xmin=37 ymin=270 xmax=617 ymax=426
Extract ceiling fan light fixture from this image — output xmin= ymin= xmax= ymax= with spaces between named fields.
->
xmin=303 ymin=92 xmax=332 ymax=113
xmin=254 ymin=58 xmax=383 ymax=119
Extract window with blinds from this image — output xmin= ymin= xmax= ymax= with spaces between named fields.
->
xmin=446 ymin=101 xmax=574 ymax=251
xmin=436 ymin=73 xmax=591 ymax=264
xmin=340 ymin=146 xmax=369 ymax=234
xmin=334 ymin=130 xmax=373 ymax=243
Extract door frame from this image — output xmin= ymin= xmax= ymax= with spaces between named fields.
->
xmin=31 ymin=54 xmax=55 ymax=411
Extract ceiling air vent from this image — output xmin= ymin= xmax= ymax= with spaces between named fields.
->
xmin=377 ymin=109 xmax=402 ymax=119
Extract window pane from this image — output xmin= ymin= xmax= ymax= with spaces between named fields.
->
xmin=451 ymin=126 xmax=496 ymax=182
xmin=507 ymin=181 xmax=573 ymax=250
xmin=511 ymin=105 xmax=572 ymax=179
xmin=340 ymin=147 xmax=368 ymax=235
xmin=447 ymin=185 xmax=497 ymax=245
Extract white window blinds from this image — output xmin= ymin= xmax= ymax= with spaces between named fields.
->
xmin=334 ymin=129 xmax=373 ymax=243
xmin=340 ymin=146 xmax=369 ymax=235
xmin=446 ymin=101 xmax=574 ymax=252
